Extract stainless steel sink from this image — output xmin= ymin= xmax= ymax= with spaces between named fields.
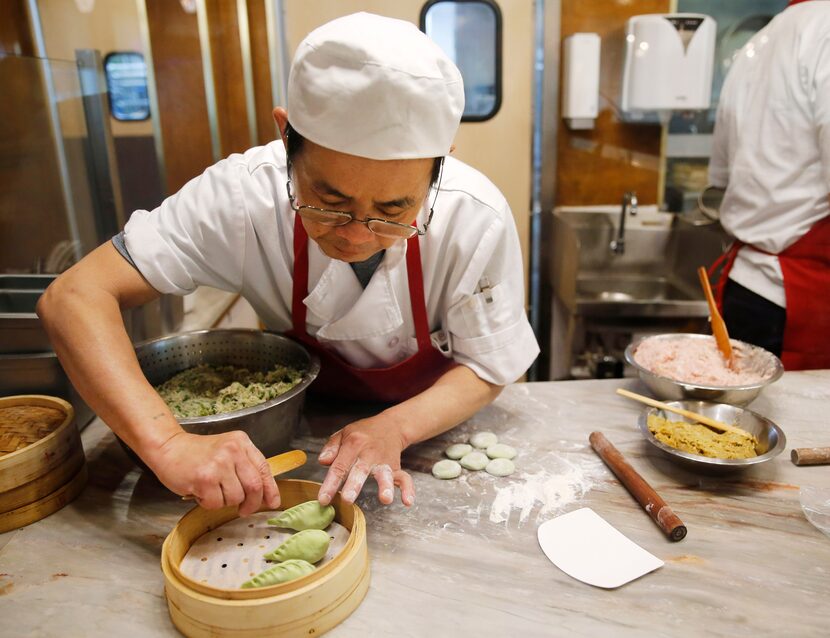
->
xmin=551 ymin=207 xmax=729 ymax=317
xmin=574 ymin=273 xmax=705 ymax=317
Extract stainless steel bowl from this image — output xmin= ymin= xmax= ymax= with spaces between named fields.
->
xmin=134 ymin=329 xmax=320 ymax=456
xmin=624 ymin=333 xmax=783 ymax=406
xmin=638 ymin=401 xmax=786 ymax=472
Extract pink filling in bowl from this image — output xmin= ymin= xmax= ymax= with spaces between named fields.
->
xmin=633 ymin=335 xmax=773 ymax=387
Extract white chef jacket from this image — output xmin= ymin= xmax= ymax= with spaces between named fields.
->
xmin=123 ymin=142 xmax=539 ymax=386
xmin=708 ymin=1 xmax=830 ymax=307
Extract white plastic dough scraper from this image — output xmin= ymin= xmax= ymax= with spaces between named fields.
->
xmin=537 ymin=508 xmax=664 ymax=589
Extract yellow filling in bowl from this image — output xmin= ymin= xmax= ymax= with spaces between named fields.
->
xmin=647 ymin=414 xmax=758 ymax=460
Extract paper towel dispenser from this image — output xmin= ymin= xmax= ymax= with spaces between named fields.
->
xmin=621 ymin=13 xmax=716 ymax=119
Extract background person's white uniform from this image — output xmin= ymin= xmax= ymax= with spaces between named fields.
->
xmin=708 ymin=1 xmax=830 ymax=308
xmin=123 ymin=142 xmax=539 ymax=386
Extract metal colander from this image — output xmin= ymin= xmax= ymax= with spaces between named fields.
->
xmin=133 ymin=329 xmax=320 ymax=456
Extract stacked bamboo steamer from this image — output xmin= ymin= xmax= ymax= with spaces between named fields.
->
xmin=162 ymin=479 xmax=370 ymax=638
xmin=0 ymin=395 xmax=87 ymax=533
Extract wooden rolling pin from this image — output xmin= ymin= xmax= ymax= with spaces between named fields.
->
xmin=791 ymin=447 xmax=830 ymax=466
xmin=589 ymin=431 xmax=687 ymax=542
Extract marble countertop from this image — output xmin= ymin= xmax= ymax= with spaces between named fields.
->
xmin=1 ymin=372 xmax=829 ymax=637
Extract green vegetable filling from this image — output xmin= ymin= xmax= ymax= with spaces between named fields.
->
xmin=155 ymin=363 xmax=305 ymax=418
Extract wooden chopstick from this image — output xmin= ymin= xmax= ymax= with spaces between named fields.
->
xmin=615 ymin=388 xmax=755 ymax=440
xmin=589 ymin=431 xmax=687 ymax=542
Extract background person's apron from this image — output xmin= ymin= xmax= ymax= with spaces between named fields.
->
xmin=287 ymin=215 xmax=456 ymax=402
xmin=709 ymin=215 xmax=830 ymax=370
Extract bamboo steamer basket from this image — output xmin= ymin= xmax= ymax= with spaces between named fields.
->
xmin=0 ymin=395 xmax=87 ymax=529
xmin=162 ymin=479 xmax=370 ymax=637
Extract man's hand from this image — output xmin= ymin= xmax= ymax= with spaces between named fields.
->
xmin=316 ymin=417 xmax=414 ymax=507
xmin=146 ymin=430 xmax=281 ymax=516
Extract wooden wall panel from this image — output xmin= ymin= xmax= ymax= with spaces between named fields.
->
xmin=0 ymin=0 xmax=34 ymax=55
xmin=247 ymin=0 xmax=278 ymax=146
xmin=206 ymin=0 xmax=250 ymax=155
xmin=145 ymin=0 xmax=214 ymax=194
xmin=556 ymin=0 xmax=670 ymax=206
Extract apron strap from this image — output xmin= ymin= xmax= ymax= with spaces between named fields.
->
xmin=404 ymin=230 xmax=432 ymax=350
xmin=708 ymin=240 xmax=743 ymax=313
xmin=292 ymin=214 xmax=309 ymax=333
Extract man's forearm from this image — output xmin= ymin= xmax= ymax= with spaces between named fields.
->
xmin=38 ymin=275 xmax=182 ymax=459
xmin=379 ymin=364 xmax=503 ymax=448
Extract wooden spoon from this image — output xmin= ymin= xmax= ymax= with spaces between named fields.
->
xmin=616 ymin=388 xmax=755 ymax=440
xmin=181 ymin=449 xmax=307 ymax=501
xmin=697 ymin=266 xmax=734 ymax=367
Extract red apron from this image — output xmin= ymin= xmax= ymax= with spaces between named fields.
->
xmin=709 ymin=215 xmax=830 ymax=370
xmin=286 ymin=215 xmax=456 ymax=402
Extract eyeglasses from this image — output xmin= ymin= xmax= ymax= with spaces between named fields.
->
xmin=285 ymin=158 xmax=444 ymax=240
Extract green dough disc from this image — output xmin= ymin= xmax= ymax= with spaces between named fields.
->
xmin=445 ymin=443 xmax=473 ymax=459
xmin=459 ymin=451 xmax=489 ymax=471
xmin=432 ymin=459 xmax=462 ymax=479
xmin=485 ymin=458 xmax=515 ymax=477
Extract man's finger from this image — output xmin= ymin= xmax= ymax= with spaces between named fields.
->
xmin=245 ymin=444 xmax=280 ymax=510
xmin=195 ymin=481 xmax=224 ymax=510
xmin=318 ymin=431 xmax=343 ymax=466
xmin=340 ymin=459 xmax=372 ymax=504
xmin=318 ymin=443 xmax=358 ymax=505
xmin=235 ymin=453 xmax=265 ymax=517
xmin=219 ymin=475 xmax=245 ymax=509
xmin=393 ymin=470 xmax=415 ymax=507
xmin=372 ymin=464 xmax=395 ymax=505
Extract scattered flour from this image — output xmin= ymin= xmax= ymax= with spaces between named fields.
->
xmin=488 ymin=456 xmax=600 ymax=526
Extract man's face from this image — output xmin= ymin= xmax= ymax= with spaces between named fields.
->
xmin=290 ymin=139 xmax=434 ymax=263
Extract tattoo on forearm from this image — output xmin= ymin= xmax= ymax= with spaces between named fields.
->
xmin=151 ymin=413 xmax=166 ymax=420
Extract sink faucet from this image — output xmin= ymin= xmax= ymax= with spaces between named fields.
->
xmin=610 ymin=191 xmax=638 ymax=255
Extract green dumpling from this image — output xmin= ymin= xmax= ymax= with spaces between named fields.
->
xmin=267 ymin=500 xmax=335 ymax=531
xmin=240 ymin=559 xmax=315 ymax=589
xmin=264 ymin=529 xmax=330 ymax=564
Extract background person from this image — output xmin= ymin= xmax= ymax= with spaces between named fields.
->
xmin=708 ymin=0 xmax=830 ymax=370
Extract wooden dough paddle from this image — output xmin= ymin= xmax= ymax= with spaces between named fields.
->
xmin=698 ymin=266 xmax=734 ymax=368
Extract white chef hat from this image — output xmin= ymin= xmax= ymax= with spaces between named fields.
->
xmin=286 ymin=12 xmax=464 ymax=160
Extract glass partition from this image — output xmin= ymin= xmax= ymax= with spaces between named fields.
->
xmin=0 ymin=53 xmax=98 ymax=274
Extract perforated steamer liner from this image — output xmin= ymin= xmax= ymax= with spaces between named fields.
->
xmin=179 ymin=512 xmax=351 ymax=589
xmin=161 ymin=479 xmax=370 ymax=637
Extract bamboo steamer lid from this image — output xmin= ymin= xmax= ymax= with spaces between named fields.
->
xmin=161 ymin=479 xmax=370 ymax=637
xmin=0 ymin=395 xmax=87 ymax=522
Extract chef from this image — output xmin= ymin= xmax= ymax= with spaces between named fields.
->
xmin=707 ymin=0 xmax=830 ymax=370
xmin=38 ymin=13 xmax=539 ymax=515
